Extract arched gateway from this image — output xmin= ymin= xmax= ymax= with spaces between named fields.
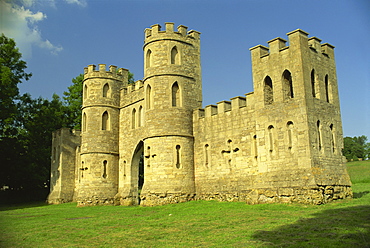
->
xmin=131 ymin=141 xmax=144 ymax=205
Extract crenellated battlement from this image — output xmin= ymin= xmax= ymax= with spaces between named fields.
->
xmin=83 ymin=64 xmax=128 ymax=82
xmin=250 ymin=29 xmax=335 ymax=59
xmin=195 ymin=93 xmax=254 ymax=119
xmin=144 ymin=22 xmax=200 ymax=46
xmin=122 ymin=80 xmax=144 ymax=95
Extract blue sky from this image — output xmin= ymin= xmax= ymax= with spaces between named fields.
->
xmin=1 ymin=0 xmax=369 ymax=139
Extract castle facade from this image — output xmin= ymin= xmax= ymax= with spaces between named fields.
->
xmin=48 ymin=23 xmax=352 ymax=206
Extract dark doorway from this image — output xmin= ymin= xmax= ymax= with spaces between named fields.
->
xmin=138 ymin=153 xmax=144 ymax=194
xmin=132 ymin=141 xmax=144 ymax=204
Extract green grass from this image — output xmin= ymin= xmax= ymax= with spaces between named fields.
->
xmin=1 ymin=161 xmax=369 ymax=248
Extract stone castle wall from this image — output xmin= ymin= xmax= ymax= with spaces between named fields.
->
xmin=47 ymin=23 xmax=352 ymax=206
xmin=48 ymin=128 xmax=80 ymax=204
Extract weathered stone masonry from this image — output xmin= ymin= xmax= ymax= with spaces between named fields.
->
xmin=48 ymin=23 xmax=352 ymax=206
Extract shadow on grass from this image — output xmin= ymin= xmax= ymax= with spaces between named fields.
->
xmin=354 ymin=191 xmax=370 ymax=199
xmin=0 ymin=201 xmax=48 ymax=211
xmin=252 ymin=205 xmax=370 ymax=248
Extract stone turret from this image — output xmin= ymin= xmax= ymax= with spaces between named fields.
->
xmin=75 ymin=64 xmax=127 ymax=206
xmin=137 ymin=23 xmax=202 ymax=205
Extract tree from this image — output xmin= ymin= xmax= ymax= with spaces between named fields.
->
xmin=0 ymin=34 xmax=32 ymax=136
xmin=128 ymin=71 xmax=135 ymax=84
xmin=63 ymin=74 xmax=83 ymax=130
xmin=0 ymin=93 xmax=66 ymax=200
xmin=0 ymin=34 xmax=66 ymax=202
xmin=343 ymin=135 xmax=370 ymax=161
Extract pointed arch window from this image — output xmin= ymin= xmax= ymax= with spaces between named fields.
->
xmin=311 ymin=69 xmax=317 ymax=98
xmin=172 ymin=82 xmax=180 ymax=107
xmin=103 ymin=83 xmax=110 ymax=98
xmin=132 ymin=108 xmax=136 ymax=129
xmin=138 ymin=106 xmax=143 ymax=127
xmin=146 ymin=49 xmax=152 ymax=68
xmin=82 ymin=112 xmax=87 ymax=132
xmin=83 ymin=84 xmax=88 ymax=100
xmin=282 ymin=70 xmax=294 ymax=99
xmin=146 ymin=84 xmax=152 ymax=109
xmin=264 ymin=76 xmax=273 ymax=105
xmin=171 ymin=46 xmax=179 ymax=65
xmin=102 ymin=111 xmax=109 ymax=130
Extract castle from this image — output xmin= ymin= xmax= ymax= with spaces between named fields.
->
xmin=48 ymin=23 xmax=352 ymax=206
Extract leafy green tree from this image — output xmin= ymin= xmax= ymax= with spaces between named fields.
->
xmin=343 ymin=135 xmax=370 ymax=161
xmin=1 ymin=94 xmax=66 ymax=197
xmin=63 ymin=74 xmax=83 ymax=130
xmin=0 ymin=34 xmax=32 ymax=136
xmin=0 ymin=34 xmax=66 ymax=202
xmin=128 ymin=71 xmax=135 ymax=84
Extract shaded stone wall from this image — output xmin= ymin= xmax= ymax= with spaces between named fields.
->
xmin=48 ymin=128 xmax=80 ymax=204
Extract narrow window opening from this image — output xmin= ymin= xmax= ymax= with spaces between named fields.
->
xmin=176 ymin=145 xmax=181 ymax=169
xmin=132 ymin=108 xmax=136 ymax=129
xmin=172 ymin=82 xmax=180 ymax=107
xmin=317 ymin=120 xmax=322 ymax=151
xmin=102 ymin=111 xmax=109 ymax=130
xmin=146 ymin=49 xmax=152 ymax=68
xmin=171 ymin=46 xmax=179 ymax=65
xmin=330 ymin=124 xmax=335 ymax=153
xmin=205 ymin=144 xmax=209 ymax=167
xmin=283 ymin=70 xmax=294 ymax=99
xmin=287 ymin=121 xmax=294 ymax=151
xmin=82 ymin=112 xmax=87 ymax=132
xmin=253 ymin=135 xmax=258 ymax=159
xmin=145 ymin=146 xmax=151 ymax=167
xmin=311 ymin=69 xmax=316 ymax=98
xmin=138 ymin=106 xmax=143 ymax=127
xmin=227 ymin=139 xmax=232 ymax=152
xmin=268 ymin=125 xmax=274 ymax=153
xmin=325 ymin=75 xmax=330 ymax=103
xmin=81 ymin=161 xmax=85 ymax=179
xmin=264 ymin=76 xmax=273 ymax=105
xmin=103 ymin=83 xmax=110 ymax=97
xmin=146 ymin=84 xmax=152 ymax=109
xmin=102 ymin=160 xmax=107 ymax=179
xmin=83 ymin=84 xmax=88 ymax=100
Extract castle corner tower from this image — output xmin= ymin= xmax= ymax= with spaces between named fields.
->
xmin=75 ymin=64 xmax=127 ymax=206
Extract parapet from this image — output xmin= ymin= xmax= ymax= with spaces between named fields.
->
xmin=144 ymin=22 xmax=200 ymax=46
xmin=195 ymin=94 xmax=251 ymax=120
xmin=125 ymin=80 xmax=144 ymax=94
xmin=83 ymin=64 xmax=128 ymax=82
xmin=250 ymin=29 xmax=335 ymax=59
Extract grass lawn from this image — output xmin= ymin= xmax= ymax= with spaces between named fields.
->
xmin=1 ymin=161 xmax=369 ymax=247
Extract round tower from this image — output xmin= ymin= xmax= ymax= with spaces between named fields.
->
xmin=140 ymin=23 xmax=202 ymax=205
xmin=76 ymin=64 xmax=127 ymax=206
